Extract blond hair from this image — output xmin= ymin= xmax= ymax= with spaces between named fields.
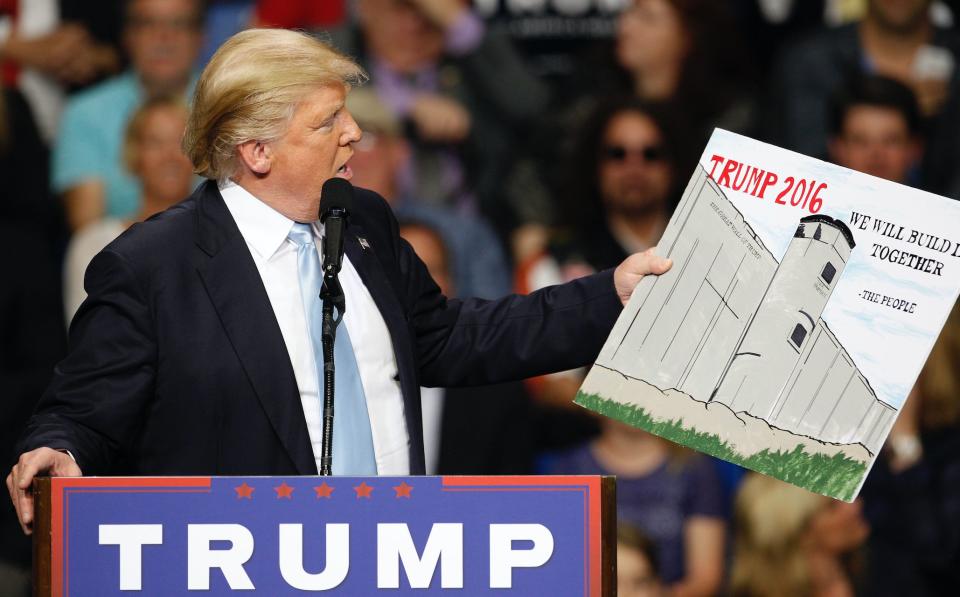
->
xmin=123 ymin=95 xmax=189 ymax=173
xmin=729 ymin=474 xmax=827 ymax=597
xmin=182 ymin=28 xmax=366 ymax=180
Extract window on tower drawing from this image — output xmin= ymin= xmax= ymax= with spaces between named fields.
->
xmin=821 ymin=262 xmax=836 ymax=285
xmin=790 ymin=324 xmax=807 ymax=349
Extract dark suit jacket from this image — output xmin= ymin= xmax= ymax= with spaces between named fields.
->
xmin=19 ymin=181 xmax=622 ymax=476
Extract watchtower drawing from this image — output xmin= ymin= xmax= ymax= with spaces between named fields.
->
xmin=711 ymin=216 xmax=855 ymax=414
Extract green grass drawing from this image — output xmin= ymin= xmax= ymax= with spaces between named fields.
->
xmin=575 ymin=391 xmax=867 ymax=501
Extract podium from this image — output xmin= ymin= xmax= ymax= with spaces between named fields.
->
xmin=32 ymin=475 xmax=615 ymax=595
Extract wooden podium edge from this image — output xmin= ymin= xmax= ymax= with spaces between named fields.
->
xmin=601 ymin=476 xmax=616 ymax=596
xmin=33 ymin=477 xmax=51 ymax=597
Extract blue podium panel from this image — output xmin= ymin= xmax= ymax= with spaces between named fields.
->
xmin=44 ymin=476 xmax=606 ymax=595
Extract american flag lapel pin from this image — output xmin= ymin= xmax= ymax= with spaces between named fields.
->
xmin=358 ymin=237 xmax=371 ymax=250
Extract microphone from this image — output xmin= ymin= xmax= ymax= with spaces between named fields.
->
xmin=317 ymin=178 xmax=352 ymax=477
xmin=319 ymin=177 xmax=353 ymax=277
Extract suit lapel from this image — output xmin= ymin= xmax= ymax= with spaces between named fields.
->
xmin=344 ymin=225 xmax=411 ymax=375
xmin=194 ymin=182 xmax=317 ymax=475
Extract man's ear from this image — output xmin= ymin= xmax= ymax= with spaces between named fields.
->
xmin=237 ymin=140 xmax=272 ymax=175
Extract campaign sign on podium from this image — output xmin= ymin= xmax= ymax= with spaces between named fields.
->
xmin=33 ymin=475 xmax=614 ymax=596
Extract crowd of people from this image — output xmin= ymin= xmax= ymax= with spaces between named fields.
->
xmin=2 ymin=0 xmax=959 ymax=595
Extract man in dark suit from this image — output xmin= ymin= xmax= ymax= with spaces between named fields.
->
xmin=6 ymin=28 xmax=670 ymax=535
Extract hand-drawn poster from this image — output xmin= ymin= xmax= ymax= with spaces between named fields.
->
xmin=576 ymin=129 xmax=960 ymax=501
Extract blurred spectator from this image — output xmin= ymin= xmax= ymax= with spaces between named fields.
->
xmin=507 ymin=0 xmax=749 ymax=240
xmin=618 ymin=523 xmax=665 ymax=597
xmin=730 ymin=473 xmax=869 ymax=597
xmin=614 ymin=0 xmax=755 ymax=138
xmin=768 ymin=0 xmax=960 ymax=192
xmin=828 ymin=74 xmax=923 ymax=184
xmin=199 ymin=0 xmax=255 ymax=66
xmin=398 ymin=219 xmax=539 ymax=475
xmin=63 ymin=95 xmax=193 ymax=322
xmin=331 ymin=0 xmax=549 ymax=236
xmin=860 ymin=303 xmax=960 ymax=596
xmin=557 ymin=0 xmax=754 ymax=141
xmin=52 ymin=0 xmax=202 ymax=233
xmin=536 ymin=98 xmax=681 ymax=282
xmin=252 ymin=0 xmax=346 ymax=29
xmin=543 ymin=420 xmax=726 ymax=597
xmin=347 ymin=87 xmax=511 ymax=300
xmin=516 ymin=99 xmax=680 ymax=415
xmin=0 ymin=0 xmax=123 ymax=142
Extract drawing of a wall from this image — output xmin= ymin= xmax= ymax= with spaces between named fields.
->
xmin=596 ymin=165 xmax=895 ymax=454
xmin=765 ymin=320 xmax=896 ymax=448
xmin=600 ymin=165 xmax=778 ymax=398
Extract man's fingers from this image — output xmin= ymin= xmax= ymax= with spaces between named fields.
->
xmin=17 ymin=485 xmax=34 ymax=534
xmin=16 ymin=452 xmax=47 ymax=489
xmin=640 ymin=247 xmax=671 ymax=273
xmin=7 ymin=468 xmax=33 ymax=535
xmin=615 ymin=249 xmax=673 ymax=305
xmin=5 ymin=472 xmax=21 ymax=527
xmin=8 ymin=448 xmax=72 ymax=535
xmin=631 ymin=248 xmax=672 ymax=276
xmin=649 ymin=256 xmax=672 ymax=275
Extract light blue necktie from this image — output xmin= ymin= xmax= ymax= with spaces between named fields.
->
xmin=288 ymin=223 xmax=378 ymax=475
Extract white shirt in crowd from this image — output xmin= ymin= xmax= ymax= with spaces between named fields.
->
xmin=63 ymin=218 xmax=126 ymax=324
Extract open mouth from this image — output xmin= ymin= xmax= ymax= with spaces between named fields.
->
xmin=335 ymin=162 xmax=353 ymax=179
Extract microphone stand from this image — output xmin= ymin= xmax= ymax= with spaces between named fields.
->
xmin=318 ymin=273 xmax=346 ymax=476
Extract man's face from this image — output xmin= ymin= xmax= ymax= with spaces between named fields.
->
xmin=830 ymin=105 xmax=919 ymax=183
xmin=617 ymin=0 xmax=689 ymax=75
xmin=125 ymin=0 xmax=203 ymax=90
xmin=598 ymin=112 xmax=673 ymax=216
xmin=265 ymin=85 xmax=362 ymax=216
xmin=868 ymin=0 xmax=931 ymax=33
xmin=358 ymin=0 xmax=445 ymax=73
xmin=133 ymin=105 xmax=194 ymax=206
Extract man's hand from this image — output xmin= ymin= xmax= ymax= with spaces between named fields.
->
xmin=614 ymin=247 xmax=672 ymax=305
xmin=410 ymin=93 xmax=471 ymax=143
xmin=2 ymin=25 xmax=90 ymax=82
xmin=6 ymin=448 xmax=82 ymax=535
xmin=408 ymin=0 xmax=468 ymax=30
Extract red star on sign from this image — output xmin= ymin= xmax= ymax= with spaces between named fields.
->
xmin=353 ymin=481 xmax=374 ymax=498
xmin=274 ymin=482 xmax=294 ymax=499
xmin=392 ymin=481 xmax=413 ymax=498
xmin=313 ymin=482 xmax=335 ymax=498
xmin=234 ymin=482 xmax=254 ymax=499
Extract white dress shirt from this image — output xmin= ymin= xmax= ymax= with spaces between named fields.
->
xmin=220 ymin=180 xmax=410 ymax=474
xmin=419 ymin=386 xmax=445 ymax=475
